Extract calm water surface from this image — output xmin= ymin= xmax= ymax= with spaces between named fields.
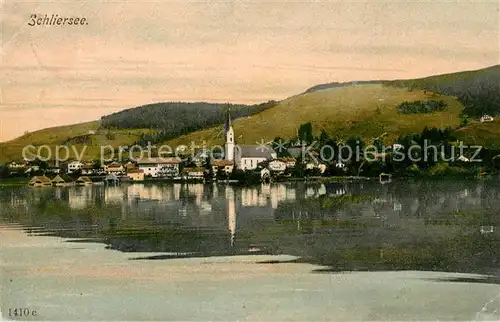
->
xmin=2 ymin=180 xmax=500 ymax=277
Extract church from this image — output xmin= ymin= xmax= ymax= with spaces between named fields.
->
xmin=224 ymin=111 xmax=276 ymax=171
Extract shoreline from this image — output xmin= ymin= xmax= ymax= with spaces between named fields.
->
xmin=1 ymin=224 xmax=500 ymax=321
xmin=0 ymin=174 xmax=494 ymax=188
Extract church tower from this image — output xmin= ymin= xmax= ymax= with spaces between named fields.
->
xmin=224 ymin=108 xmax=235 ymax=161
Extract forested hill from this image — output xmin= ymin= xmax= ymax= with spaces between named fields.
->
xmin=304 ymin=80 xmax=383 ymax=94
xmin=100 ymin=101 xmax=278 ymax=143
xmin=386 ymin=65 xmax=500 ymax=117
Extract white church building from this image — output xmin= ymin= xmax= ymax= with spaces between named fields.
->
xmin=224 ymin=111 xmax=276 ymax=171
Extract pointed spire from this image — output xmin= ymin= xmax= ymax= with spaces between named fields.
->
xmin=225 ymin=105 xmax=232 ymax=132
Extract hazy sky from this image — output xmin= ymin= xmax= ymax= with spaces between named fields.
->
xmin=1 ymin=0 xmax=498 ymax=142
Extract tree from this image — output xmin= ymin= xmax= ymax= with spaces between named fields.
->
xmin=460 ymin=113 xmax=469 ymax=128
xmin=203 ymin=155 xmax=214 ymax=181
xmin=319 ymin=129 xmax=330 ymax=145
xmin=215 ymin=166 xmax=228 ymax=181
xmin=298 ymin=122 xmax=314 ymax=144
xmin=491 ymin=155 xmax=500 ymax=171
xmin=230 ymin=168 xmax=245 ymax=181
xmin=92 ymin=159 xmax=102 ymax=169
xmin=0 ymin=165 xmax=9 ymax=178
xmin=292 ymin=154 xmax=306 ymax=178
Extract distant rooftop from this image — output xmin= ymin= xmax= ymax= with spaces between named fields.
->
xmin=236 ymin=145 xmax=276 ymax=158
xmin=135 ymin=157 xmax=182 ymax=164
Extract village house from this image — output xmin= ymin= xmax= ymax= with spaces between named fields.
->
xmin=267 ymin=159 xmax=287 ymax=173
xmin=480 ymin=115 xmax=494 ymax=123
xmin=24 ymin=165 xmax=40 ymax=174
xmin=458 ymin=155 xmax=471 ymax=162
xmin=182 ymin=167 xmax=205 ymax=181
xmin=192 ymin=148 xmax=212 ymax=167
xmin=135 ymin=157 xmax=182 ymax=178
xmin=212 ymin=159 xmax=234 ymax=175
xmin=305 ymin=160 xmax=327 ymax=174
xmin=81 ymin=164 xmax=95 ymax=175
xmin=8 ymin=161 xmax=26 ymax=169
xmin=126 ymin=168 xmax=145 ymax=181
xmin=67 ymin=161 xmax=84 ymax=174
xmin=45 ymin=166 xmax=61 ymax=175
xmin=335 ymin=161 xmax=347 ymax=171
xmin=234 ymin=145 xmax=276 ymax=170
xmin=279 ymin=157 xmax=297 ymax=168
xmin=124 ymin=161 xmax=137 ymax=172
xmin=104 ymin=162 xmax=125 ymax=175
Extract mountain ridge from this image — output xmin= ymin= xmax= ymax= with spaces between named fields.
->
xmin=1 ymin=65 xmax=499 ymax=163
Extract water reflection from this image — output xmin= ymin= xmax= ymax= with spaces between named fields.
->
xmin=1 ymin=181 xmax=500 ymax=276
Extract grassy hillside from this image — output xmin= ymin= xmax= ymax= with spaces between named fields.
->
xmin=164 ymin=84 xmax=464 ymax=149
xmin=386 ymin=65 xmax=500 ymax=117
xmin=455 ymin=119 xmax=500 ymax=149
xmin=0 ymin=121 xmax=154 ymax=163
xmin=2 ymin=65 xmax=499 ymax=164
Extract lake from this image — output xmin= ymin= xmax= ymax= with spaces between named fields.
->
xmin=2 ymin=180 xmax=500 ymax=276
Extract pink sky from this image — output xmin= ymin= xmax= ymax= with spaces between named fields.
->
xmin=1 ymin=1 xmax=498 ymax=142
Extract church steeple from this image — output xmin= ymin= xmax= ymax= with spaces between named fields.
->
xmin=224 ymin=106 xmax=235 ymax=161
xmin=225 ymin=107 xmax=232 ymax=133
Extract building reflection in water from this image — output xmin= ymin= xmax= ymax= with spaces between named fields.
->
xmin=68 ymin=186 xmax=94 ymax=209
xmin=89 ymin=183 xmax=301 ymax=248
xmin=11 ymin=180 xmax=500 ymax=253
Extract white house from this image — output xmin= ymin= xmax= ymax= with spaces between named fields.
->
xmin=458 ymin=155 xmax=470 ymax=162
xmin=212 ymin=159 xmax=234 ymax=175
xmin=104 ymin=162 xmax=125 ymax=175
xmin=279 ymin=157 xmax=296 ymax=168
xmin=393 ymin=143 xmax=405 ymax=151
xmin=268 ymin=159 xmax=287 ymax=172
xmin=67 ymin=161 xmax=84 ymax=174
xmin=8 ymin=161 xmax=25 ymax=169
xmin=24 ymin=165 xmax=40 ymax=174
xmin=81 ymin=164 xmax=94 ymax=175
xmin=335 ymin=161 xmax=347 ymax=171
xmin=135 ymin=157 xmax=182 ymax=178
xmin=234 ymin=145 xmax=277 ymax=170
xmin=126 ymin=169 xmax=145 ymax=181
xmin=305 ymin=161 xmax=327 ymax=174
xmin=224 ymin=110 xmax=277 ymax=171
xmin=182 ymin=167 xmax=205 ymax=180
xmin=480 ymin=115 xmax=494 ymax=123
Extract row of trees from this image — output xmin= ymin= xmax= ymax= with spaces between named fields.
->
xmin=397 ymin=100 xmax=447 ymax=114
xmin=271 ymin=122 xmax=500 ymax=178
